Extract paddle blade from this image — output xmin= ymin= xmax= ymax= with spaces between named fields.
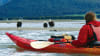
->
xmin=30 ymin=41 xmax=54 ymax=49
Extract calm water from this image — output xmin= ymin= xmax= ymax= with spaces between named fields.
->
xmin=0 ymin=20 xmax=99 ymax=56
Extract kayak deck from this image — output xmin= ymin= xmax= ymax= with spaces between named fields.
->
xmin=6 ymin=32 xmax=100 ymax=55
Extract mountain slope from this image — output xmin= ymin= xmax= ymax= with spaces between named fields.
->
xmin=0 ymin=0 xmax=100 ymax=17
xmin=0 ymin=0 xmax=11 ymax=6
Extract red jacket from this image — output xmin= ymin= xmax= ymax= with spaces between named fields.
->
xmin=72 ymin=20 xmax=100 ymax=47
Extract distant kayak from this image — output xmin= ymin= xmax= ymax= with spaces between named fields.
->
xmin=6 ymin=32 xmax=100 ymax=55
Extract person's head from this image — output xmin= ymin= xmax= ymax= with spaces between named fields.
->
xmin=85 ymin=12 xmax=97 ymax=23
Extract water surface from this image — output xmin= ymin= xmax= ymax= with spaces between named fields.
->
xmin=0 ymin=21 xmax=99 ymax=56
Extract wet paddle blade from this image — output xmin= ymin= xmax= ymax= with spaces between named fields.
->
xmin=30 ymin=41 xmax=54 ymax=49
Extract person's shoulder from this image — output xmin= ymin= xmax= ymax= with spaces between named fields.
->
xmin=81 ymin=24 xmax=90 ymax=30
xmin=97 ymin=21 xmax=100 ymax=23
xmin=94 ymin=21 xmax=100 ymax=26
xmin=83 ymin=24 xmax=90 ymax=27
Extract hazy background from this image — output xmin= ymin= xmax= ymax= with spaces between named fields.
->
xmin=0 ymin=0 xmax=100 ymax=20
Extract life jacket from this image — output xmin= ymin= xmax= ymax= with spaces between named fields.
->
xmin=43 ymin=23 xmax=48 ymax=28
xmin=91 ymin=24 xmax=100 ymax=41
xmin=17 ymin=22 xmax=22 ymax=27
xmin=90 ymin=24 xmax=100 ymax=47
xmin=48 ymin=21 xmax=55 ymax=27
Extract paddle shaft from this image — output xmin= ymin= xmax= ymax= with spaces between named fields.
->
xmin=38 ymin=40 xmax=71 ymax=44
xmin=38 ymin=40 xmax=48 ymax=41
xmin=54 ymin=42 xmax=71 ymax=44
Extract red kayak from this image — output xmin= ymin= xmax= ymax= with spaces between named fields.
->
xmin=6 ymin=32 xmax=100 ymax=55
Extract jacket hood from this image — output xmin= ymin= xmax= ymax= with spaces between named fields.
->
xmin=86 ymin=20 xmax=100 ymax=27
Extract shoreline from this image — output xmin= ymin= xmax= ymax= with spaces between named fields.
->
xmin=0 ymin=27 xmax=80 ymax=31
xmin=0 ymin=20 xmax=82 ymax=31
xmin=0 ymin=19 xmax=85 ymax=23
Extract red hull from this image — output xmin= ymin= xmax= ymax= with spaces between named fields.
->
xmin=6 ymin=32 xmax=100 ymax=55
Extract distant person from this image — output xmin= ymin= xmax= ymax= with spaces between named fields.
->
xmin=17 ymin=20 xmax=22 ymax=30
xmin=67 ymin=12 xmax=100 ymax=47
xmin=6 ymin=18 xmax=9 ymax=23
xmin=43 ymin=21 xmax=48 ymax=28
xmin=48 ymin=19 xmax=55 ymax=27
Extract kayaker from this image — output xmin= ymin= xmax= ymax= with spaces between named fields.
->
xmin=17 ymin=20 xmax=22 ymax=29
xmin=71 ymin=12 xmax=100 ymax=47
xmin=43 ymin=21 xmax=48 ymax=28
xmin=48 ymin=19 xmax=55 ymax=27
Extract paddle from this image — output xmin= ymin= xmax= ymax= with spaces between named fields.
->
xmin=30 ymin=41 xmax=70 ymax=49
